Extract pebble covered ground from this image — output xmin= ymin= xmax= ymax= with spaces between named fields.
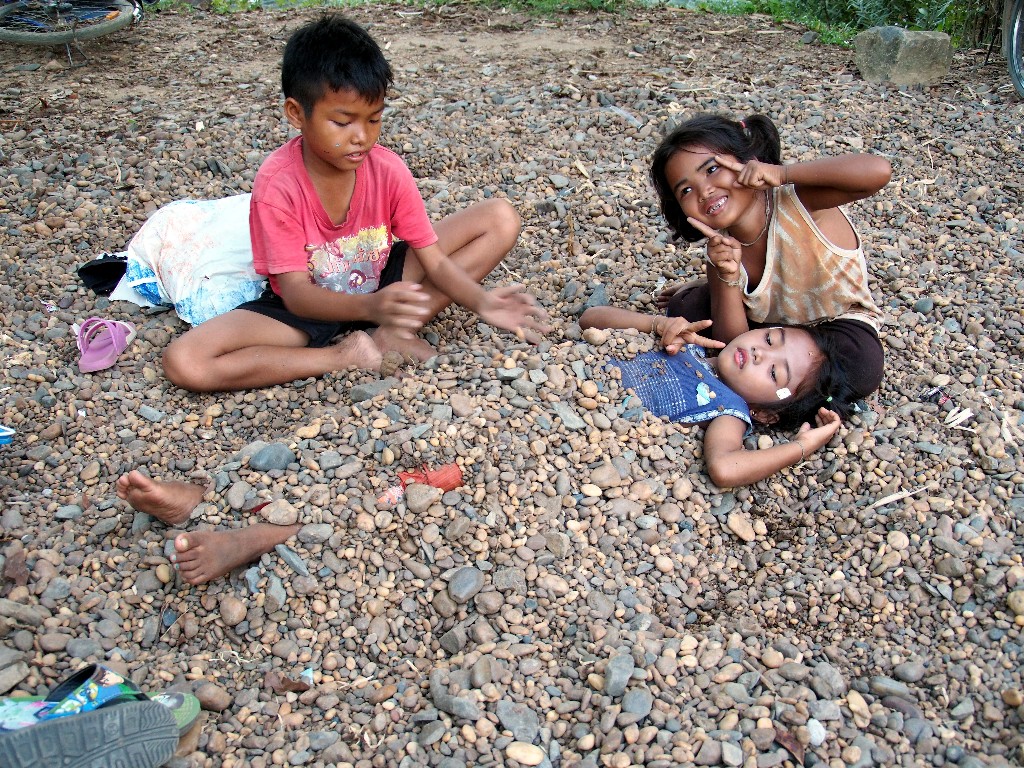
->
xmin=1 ymin=4 xmax=1023 ymax=768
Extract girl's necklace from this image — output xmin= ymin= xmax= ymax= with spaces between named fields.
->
xmin=734 ymin=191 xmax=770 ymax=248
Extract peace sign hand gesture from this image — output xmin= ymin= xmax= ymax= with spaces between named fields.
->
xmin=714 ymin=155 xmax=786 ymax=191
xmin=658 ymin=317 xmax=726 ymax=356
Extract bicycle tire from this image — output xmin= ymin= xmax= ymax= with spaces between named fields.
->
xmin=0 ymin=0 xmax=136 ymax=45
xmin=1007 ymin=0 xmax=1024 ymax=97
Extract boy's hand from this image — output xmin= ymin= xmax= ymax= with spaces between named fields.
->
xmin=478 ymin=284 xmax=550 ymax=343
xmin=795 ymin=407 xmax=842 ymax=455
xmin=658 ymin=317 xmax=725 ymax=355
xmin=714 ymin=155 xmax=785 ymax=190
xmin=372 ymin=282 xmax=432 ymax=335
xmin=687 ymin=217 xmax=742 ymax=282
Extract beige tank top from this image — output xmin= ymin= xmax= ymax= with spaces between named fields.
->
xmin=741 ymin=185 xmax=883 ymax=331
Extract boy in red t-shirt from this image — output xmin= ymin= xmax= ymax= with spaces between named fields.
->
xmin=163 ymin=14 xmax=547 ymax=392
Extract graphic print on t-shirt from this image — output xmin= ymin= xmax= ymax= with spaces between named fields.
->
xmin=305 ymin=225 xmax=390 ymax=294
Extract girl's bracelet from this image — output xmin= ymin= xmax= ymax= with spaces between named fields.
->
xmin=717 ymin=272 xmax=744 ymax=288
xmin=704 ymin=251 xmax=744 ymax=288
xmin=793 ymin=438 xmax=806 ymax=463
xmin=651 ymin=317 xmax=662 ymax=335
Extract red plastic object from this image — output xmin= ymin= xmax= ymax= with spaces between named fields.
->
xmin=398 ymin=462 xmax=464 ymax=491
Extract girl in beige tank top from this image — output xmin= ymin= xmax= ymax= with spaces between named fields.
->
xmin=651 ymin=113 xmax=890 ymax=345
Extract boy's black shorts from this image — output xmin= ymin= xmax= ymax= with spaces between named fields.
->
xmin=236 ymin=242 xmax=408 ymax=348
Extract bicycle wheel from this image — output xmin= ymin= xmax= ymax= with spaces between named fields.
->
xmin=0 ymin=0 xmax=136 ymax=45
xmin=1007 ymin=0 xmax=1024 ymax=97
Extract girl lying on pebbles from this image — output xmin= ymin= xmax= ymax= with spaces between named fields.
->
xmin=580 ymin=307 xmax=856 ymax=487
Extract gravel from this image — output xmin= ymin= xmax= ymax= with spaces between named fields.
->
xmin=1 ymin=4 xmax=1023 ymax=768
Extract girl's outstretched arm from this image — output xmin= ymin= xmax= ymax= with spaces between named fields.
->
xmin=703 ymin=408 xmax=841 ymax=487
xmin=580 ymin=305 xmax=659 ymax=333
xmin=783 ymin=154 xmax=892 ymax=212
xmin=579 ymin=306 xmax=724 ymax=353
xmin=717 ymin=154 xmax=892 ymax=212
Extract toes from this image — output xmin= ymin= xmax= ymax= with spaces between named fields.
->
xmin=127 ymin=469 xmax=153 ymax=489
xmin=178 ymin=566 xmax=208 ymax=586
xmin=174 ymin=533 xmax=191 ymax=553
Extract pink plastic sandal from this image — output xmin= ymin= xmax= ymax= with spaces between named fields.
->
xmin=76 ymin=317 xmax=136 ymax=373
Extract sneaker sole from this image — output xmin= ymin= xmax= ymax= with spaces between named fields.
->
xmin=0 ymin=700 xmax=178 ymax=768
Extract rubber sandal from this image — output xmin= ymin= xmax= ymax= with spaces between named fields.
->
xmin=149 ymin=691 xmax=201 ymax=735
xmin=0 ymin=690 xmax=200 ymax=736
xmin=0 ymin=700 xmax=177 ymax=768
xmin=76 ymin=317 xmax=137 ymax=373
xmin=77 ymin=252 xmax=128 ymax=297
xmin=40 ymin=664 xmax=151 ymax=720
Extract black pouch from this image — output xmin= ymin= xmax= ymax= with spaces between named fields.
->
xmin=77 ymin=252 xmax=128 ymax=296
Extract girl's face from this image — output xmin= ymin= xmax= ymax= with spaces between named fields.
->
xmin=715 ymin=327 xmax=821 ymax=409
xmin=665 ymin=145 xmax=753 ymax=229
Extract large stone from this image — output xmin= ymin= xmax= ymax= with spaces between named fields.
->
xmin=405 ymin=483 xmax=442 ymax=515
xmin=854 ymin=27 xmax=951 ymax=86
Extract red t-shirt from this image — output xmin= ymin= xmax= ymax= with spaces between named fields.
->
xmin=250 ymin=138 xmax=438 ymax=295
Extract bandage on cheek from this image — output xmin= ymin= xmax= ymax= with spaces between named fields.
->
xmin=776 ymin=387 xmax=791 ymax=400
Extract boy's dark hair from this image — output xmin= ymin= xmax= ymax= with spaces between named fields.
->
xmin=282 ymin=14 xmax=394 ymax=117
xmin=751 ymin=325 xmax=859 ymax=432
xmin=651 ymin=113 xmax=782 ymax=243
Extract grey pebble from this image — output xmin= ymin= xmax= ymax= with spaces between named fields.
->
xmin=893 ymin=661 xmax=926 ymax=683
xmin=621 ymin=688 xmax=654 ymax=718
xmin=250 ymin=443 xmax=296 ymax=471
xmin=496 ymin=699 xmax=540 ymax=742
xmin=447 ymin=566 xmax=484 ymax=604
xmin=274 ymin=544 xmax=309 ymax=576
xmin=417 ymin=720 xmax=446 ymax=745
xmin=604 ymin=653 xmax=634 ymax=697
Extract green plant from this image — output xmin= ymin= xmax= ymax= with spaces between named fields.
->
xmin=152 ymin=0 xmax=196 ymax=12
xmin=848 ymin=0 xmax=893 ymax=28
xmin=480 ymin=0 xmax=627 ymax=12
xmin=915 ymin=0 xmax=956 ymax=29
xmin=698 ymin=0 xmax=996 ymax=45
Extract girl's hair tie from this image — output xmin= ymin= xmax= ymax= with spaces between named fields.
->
xmin=739 ymin=119 xmax=747 ymax=129
xmin=826 ymin=395 xmax=833 ymax=403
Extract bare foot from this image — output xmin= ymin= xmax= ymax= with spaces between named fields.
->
xmin=115 ymin=470 xmax=206 ymax=526
xmin=371 ymin=327 xmax=435 ymax=363
xmin=332 ymin=330 xmax=383 ymax=371
xmin=170 ymin=523 xmax=300 ymax=585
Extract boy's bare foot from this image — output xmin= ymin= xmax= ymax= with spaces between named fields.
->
xmin=332 ymin=330 xmax=383 ymax=372
xmin=170 ymin=523 xmax=301 ymax=585
xmin=372 ymin=327 xmax=435 ymax=362
xmin=115 ymin=470 xmax=206 ymax=526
